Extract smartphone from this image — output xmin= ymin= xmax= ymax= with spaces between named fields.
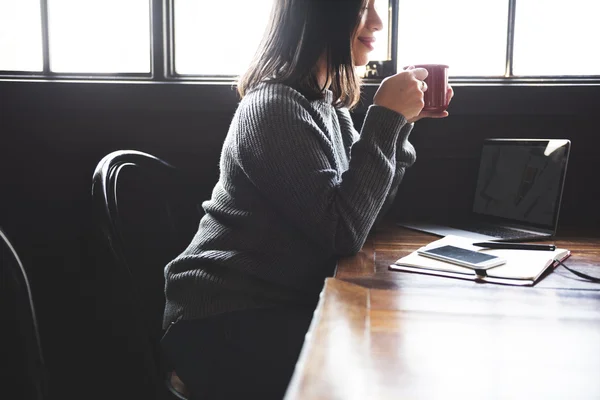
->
xmin=417 ymin=245 xmax=506 ymax=273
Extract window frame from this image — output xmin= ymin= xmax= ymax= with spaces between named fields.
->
xmin=1 ymin=0 xmax=599 ymax=85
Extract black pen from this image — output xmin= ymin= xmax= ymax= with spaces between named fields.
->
xmin=472 ymin=242 xmax=556 ymax=251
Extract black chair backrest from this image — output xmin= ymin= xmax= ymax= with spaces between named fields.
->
xmin=0 ymin=228 xmax=47 ymax=400
xmin=91 ymin=150 xmax=203 ymax=382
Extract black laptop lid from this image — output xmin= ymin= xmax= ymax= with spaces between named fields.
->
xmin=471 ymin=139 xmax=571 ymax=232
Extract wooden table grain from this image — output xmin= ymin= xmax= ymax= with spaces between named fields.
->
xmin=285 ymin=224 xmax=600 ymax=400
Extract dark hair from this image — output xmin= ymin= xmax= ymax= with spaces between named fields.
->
xmin=237 ymin=0 xmax=368 ymax=109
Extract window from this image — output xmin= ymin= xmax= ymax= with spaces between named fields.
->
xmin=513 ymin=0 xmax=600 ymax=76
xmin=47 ymin=0 xmax=151 ymax=73
xmin=359 ymin=0 xmax=392 ymax=78
xmin=370 ymin=0 xmax=391 ymax=62
xmin=0 ymin=0 xmax=598 ymax=80
xmin=174 ymin=0 xmax=390 ymax=77
xmin=396 ymin=0 xmax=509 ymax=77
xmin=0 ymin=0 xmax=43 ymax=71
xmin=174 ymin=0 xmax=272 ymax=76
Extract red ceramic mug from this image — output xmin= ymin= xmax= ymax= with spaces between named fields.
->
xmin=414 ymin=64 xmax=449 ymax=112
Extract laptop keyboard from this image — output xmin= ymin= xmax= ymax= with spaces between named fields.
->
xmin=458 ymin=223 xmax=543 ymax=240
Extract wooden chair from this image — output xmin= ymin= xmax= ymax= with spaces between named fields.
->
xmin=0 ymin=227 xmax=47 ymax=400
xmin=92 ymin=150 xmax=204 ymax=399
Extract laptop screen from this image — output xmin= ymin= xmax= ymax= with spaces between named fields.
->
xmin=472 ymin=139 xmax=570 ymax=230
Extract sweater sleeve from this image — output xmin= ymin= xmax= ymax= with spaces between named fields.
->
xmin=236 ymin=85 xmax=408 ymax=256
xmin=373 ymin=122 xmax=416 ymax=226
xmin=338 ymin=107 xmax=416 ymax=227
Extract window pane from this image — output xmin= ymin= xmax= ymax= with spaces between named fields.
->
xmin=47 ymin=0 xmax=150 ymax=73
xmin=514 ymin=0 xmax=600 ymax=76
xmin=0 ymin=0 xmax=43 ymax=71
xmin=175 ymin=0 xmax=273 ymax=75
xmin=370 ymin=0 xmax=390 ymax=61
xmin=397 ymin=0 xmax=508 ymax=76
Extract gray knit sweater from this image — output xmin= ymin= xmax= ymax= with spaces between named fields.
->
xmin=163 ymin=82 xmax=416 ymax=329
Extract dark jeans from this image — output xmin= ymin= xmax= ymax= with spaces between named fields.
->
xmin=161 ymin=306 xmax=314 ymax=400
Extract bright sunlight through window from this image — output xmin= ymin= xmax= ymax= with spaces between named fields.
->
xmin=2 ymin=0 xmax=599 ymax=78
xmin=513 ymin=0 xmax=600 ymax=76
xmin=370 ymin=0 xmax=391 ymax=62
xmin=397 ymin=0 xmax=509 ymax=76
xmin=174 ymin=0 xmax=273 ymax=76
xmin=175 ymin=0 xmax=391 ymax=76
xmin=47 ymin=0 xmax=151 ymax=73
xmin=0 ymin=0 xmax=43 ymax=71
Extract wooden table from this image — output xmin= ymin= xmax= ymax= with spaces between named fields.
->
xmin=285 ymin=224 xmax=600 ymax=400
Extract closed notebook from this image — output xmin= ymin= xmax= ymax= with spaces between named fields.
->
xmin=389 ymin=235 xmax=570 ymax=286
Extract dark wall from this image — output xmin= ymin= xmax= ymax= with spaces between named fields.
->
xmin=1 ymin=80 xmax=599 ymax=399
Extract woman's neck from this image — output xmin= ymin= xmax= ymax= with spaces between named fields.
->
xmin=316 ymin=55 xmax=331 ymax=90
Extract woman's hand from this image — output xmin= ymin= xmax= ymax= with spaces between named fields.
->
xmin=407 ymin=85 xmax=454 ymax=124
xmin=373 ymin=68 xmax=428 ymax=121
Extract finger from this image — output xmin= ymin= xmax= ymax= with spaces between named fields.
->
xmin=411 ymin=67 xmax=428 ymax=81
xmin=421 ymin=80 xmax=428 ymax=92
xmin=447 ymin=85 xmax=454 ymax=101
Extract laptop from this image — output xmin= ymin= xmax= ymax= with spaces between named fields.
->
xmin=399 ymin=138 xmax=571 ymax=242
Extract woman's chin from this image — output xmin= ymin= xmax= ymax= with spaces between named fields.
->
xmin=353 ymin=56 xmax=369 ymax=67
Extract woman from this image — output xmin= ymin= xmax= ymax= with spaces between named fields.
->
xmin=162 ymin=0 xmax=453 ymax=398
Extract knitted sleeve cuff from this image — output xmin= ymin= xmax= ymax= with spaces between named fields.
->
xmin=360 ymin=105 xmax=408 ymax=153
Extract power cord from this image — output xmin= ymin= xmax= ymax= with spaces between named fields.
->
xmin=555 ymin=259 xmax=600 ymax=283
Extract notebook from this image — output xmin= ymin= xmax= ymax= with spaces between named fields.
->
xmin=389 ymin=235 xmax=571 ymax=286
xmin=399 ymin=138 xmax=571 ymax=242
